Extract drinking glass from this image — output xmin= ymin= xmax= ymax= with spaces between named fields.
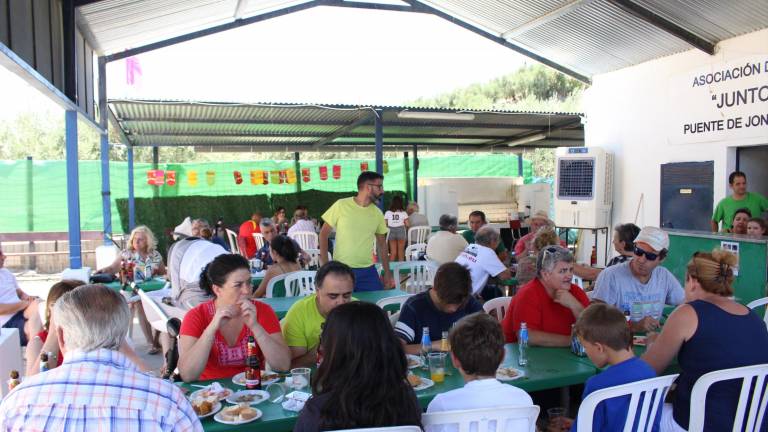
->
xmin=290 ymin=368 xmax=311 ymax=392
xmin=428 ymin=352 xmax=446 ymax=383
xmin=266 ymin=382 xmax=287 ymax=403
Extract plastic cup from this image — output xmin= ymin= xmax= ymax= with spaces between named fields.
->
xmin=266 ymin=382 xmax=287 ymax=403
xmin=428 ymin=352 xmax=446 ymax=383
xmin=290 ymin=368 xmax=311 ymax=392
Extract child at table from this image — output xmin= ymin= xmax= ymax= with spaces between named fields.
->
xmin=426 ymin=313 xmax=533 ymax=425
xmin=553 ymin=303 xmax=659 ymax=432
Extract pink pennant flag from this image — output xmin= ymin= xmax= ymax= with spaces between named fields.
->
xmin=126 ymin=57 xmax=143 ymax=86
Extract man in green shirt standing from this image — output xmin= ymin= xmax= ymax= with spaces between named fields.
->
xmin=711 ymin=171 xmax=768 ymax=232
xmin=320 ymin=171 xmax=394 ymax=291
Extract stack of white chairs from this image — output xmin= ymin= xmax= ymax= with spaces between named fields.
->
xmin=422 ymin=405 xmax=540 ymax=432
xmin=407 ymin=226 xmax=431 ymax=247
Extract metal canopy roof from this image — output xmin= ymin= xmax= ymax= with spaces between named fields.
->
xmin=76 ymin=0 xmax=768 ymax=82
xmin=108 ymin=99 xmax=584 ymax=152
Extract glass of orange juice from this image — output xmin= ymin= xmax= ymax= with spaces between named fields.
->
xmin=428 ymin=352 xmax=446 ymax=383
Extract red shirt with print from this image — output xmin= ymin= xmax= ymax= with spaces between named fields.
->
xmin=180 ymin=299 xmax=281 ymax=380
xmin=502 ymin=278 xmax=589 ymax=343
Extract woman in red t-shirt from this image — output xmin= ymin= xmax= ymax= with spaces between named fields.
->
xmin=179 ymin=254 xmax=290 ymax=381
xmin=503 ymin=245 xmax=590 ymax=346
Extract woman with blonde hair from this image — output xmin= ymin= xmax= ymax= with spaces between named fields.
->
xmin=642 ymin=249 xmax=768 ymax=431
xmin=97 ymin=225 xmax=166 ymax=354
xmin=515 ymin=227 xmax=559 ymax=286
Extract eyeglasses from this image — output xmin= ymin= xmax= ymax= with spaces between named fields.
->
xmin=367 ymin=183 xmax=384 ymax=189
xmin=634 ymin=246 xmax=660 ymax=261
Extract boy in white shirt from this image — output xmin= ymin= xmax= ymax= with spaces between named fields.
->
xmin=427 ymin=312 xmax=534 ymax=415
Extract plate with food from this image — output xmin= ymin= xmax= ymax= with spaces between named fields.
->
xmin=232 ymin=372 xmax=281 ymax=387
xmin=191 ymin=399 xmax=221 ymax=419
xmin=226 ymin=389 xmax=269 ymax=405
xmin=406 ymin=354 xmax=423 ymax=369
xmin=496 ymin=366 xmax=525 ymax=381
xmin=407 ymin=374 xmax=434 ymax=391
xmin=190 ymin=385 xmax=232 ymax=401
xmin=214 ymin=404 xmax=262 ymax=425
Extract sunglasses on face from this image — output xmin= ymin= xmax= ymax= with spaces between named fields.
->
xmin=634 ymin=246 xmax=660 ymax=261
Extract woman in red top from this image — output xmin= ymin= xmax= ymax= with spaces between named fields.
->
xmin=503 ymin=245 xmax=590 ymax=346
xmin=179 ymin=254 xmax=290 ymax=381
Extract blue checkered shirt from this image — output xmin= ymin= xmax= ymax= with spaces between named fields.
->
xmin=0 ymin=349 xmax=202 ymax=432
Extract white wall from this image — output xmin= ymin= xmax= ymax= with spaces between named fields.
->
xmin=584 ymin=28 xmax=768 ymax=229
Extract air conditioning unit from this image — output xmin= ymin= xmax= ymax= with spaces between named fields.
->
xmin=554 ymin=147 xmax=613 ymax=229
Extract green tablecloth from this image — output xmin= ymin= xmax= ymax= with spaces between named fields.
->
xmin=260 ymin=289 xmax=408 ymax=319
xmin=105 ymin=278 xmax=167 ymax=293
xmin=185 ymin=344 xmax=597 ymax=432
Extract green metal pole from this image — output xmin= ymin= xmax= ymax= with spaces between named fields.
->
xmin=403 ymin=151 xmax=411 ymax=202
xmin=294 ymin=152 xmax=302 ymax=194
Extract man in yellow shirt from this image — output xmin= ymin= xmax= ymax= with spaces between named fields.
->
xmin=320 ymin=171 xmax=394 ymax=291
xmin=282 ymin=262 xmax=355 ymax=368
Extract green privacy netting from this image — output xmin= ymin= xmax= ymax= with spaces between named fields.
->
xmin=0 ymin=154 xmax=532 ymax=233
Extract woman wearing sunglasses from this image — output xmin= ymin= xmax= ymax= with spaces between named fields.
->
xmin=591 ymin=226 xmax=684 ymax=333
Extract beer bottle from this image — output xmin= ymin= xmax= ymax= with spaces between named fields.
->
xmin=245 ymin=335 xmax=261 ymax=390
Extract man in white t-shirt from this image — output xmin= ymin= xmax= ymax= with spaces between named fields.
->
xmin=426 ymin=214 xmax=468 ymax=264
xmin=0 ymin=248 xmax=41 ymax=346
xmin=168 ymin=239 xmax=228 ymax=309
xmin=427 ymin=312 xmax=533 ymax=428
xmin=454 ymin=226 xmax=511 ymax=298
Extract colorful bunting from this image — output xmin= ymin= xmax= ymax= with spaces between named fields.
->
xmin=286 ymin=169 xmax=297 ymax=184
xmin=332 ymin=164 xmax=341 ymax=180
xmin=319 ymin=166 xmax=328 ymax=181
xmin=166 ymin=171 xmax=176 ymax=186
xmin=270 ymin=171 xmax=281 ymax=185
xmin=187 ymin=170 xmax=198 ymax=186
xmin=360 ymin=161 xmax=369 ymax=172
xmin=146 ymin=170 xmax=164 ymax=186
xmin=301 ymin=168 xmax=311 ymax=183
xmin=278 ymin=170 xmax=288 ymax=184
xmin=206 ymin=170 xmax=215 ymax=186
xmin=233 ymin=170 xmax=243 ymax=185
xmin=383 ymin=160 xmax=389 ymax=174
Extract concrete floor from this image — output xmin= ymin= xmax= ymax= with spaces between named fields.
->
xmin=16 ymin=270 xmax=164 ymax=376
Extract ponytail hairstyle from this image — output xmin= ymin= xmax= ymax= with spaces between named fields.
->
xmin=686 ymin=249 xmax=737 ymax=297
xmin=199 ymin=253 xmax=250 ymax=297
xmin=270 ymin=234 xmax=299 ymax=263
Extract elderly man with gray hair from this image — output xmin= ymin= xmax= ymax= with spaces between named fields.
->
xmin=455 ymin=226 xmax=512 ymax=299
xmin=0 ymin=284 xmax=201 ymax=431
xmin=426 ymin=214 xmax=469 ymax=265
xmin=405 ymin=202 xmax=429 ymax=227
xmin=501 ymin=245 xmax=590 ymax=346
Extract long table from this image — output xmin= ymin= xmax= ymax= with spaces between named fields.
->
xmin=184 ymin=344 xmax=598 ymax=432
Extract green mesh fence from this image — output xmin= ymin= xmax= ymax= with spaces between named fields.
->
xmin=0 ymin=154 xmax=532 ymax=233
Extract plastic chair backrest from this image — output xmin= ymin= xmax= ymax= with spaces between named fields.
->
xmin=302 ymin=249 xmax=331 ymax=270
xmin=483 ymin=296 xmax=513 ymax=322
xmin=253 ymin=233 xmax=265 ymax=250
xmin=407 ymin=226 xmax=431 ymax=246
xmin=576 ymin=374 xmax=678 ymax=432
xmin=422 ymin=405 xmax=540 ymax=432
xmin=225 ymin=229 xmax=240 ymax=255
xmin=747 ymin=297 xmax=768 ymax=328
xmin=266 ymin=273 xmax=292 ymax=298
xmin=393 ymin=261 xmax=438 ymax=294
xmin=137 ymin=288 xmax=171 ymax=334
xmin=328 ymin=427 xmax=422 ymax=432
xmin=389 ymin=311 xmax=400 ymax=327
xmin=404 ymin=242 xmax=427 ymax=261
xmin=689 ymin=363 xmax=768 ymax=432
xmin=376 ymin=294 xmax=413 ymax=316
xmin=288 ymin=231 xmax=318 ymax=250
xmin=284 ymin=271 xmax=317 ymax=296
xmin=95 ymin=244 xmax=120 ymax=270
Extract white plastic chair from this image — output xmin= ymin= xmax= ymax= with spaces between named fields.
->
xmin=137 ymin=289 xmax=171 ymax=335
xmin=404 ymin=242 xmax=427 ymax=261
xmin=284 ymin=271 xmax=317 ymax=296
xmin=302 ymin=249 xmax=331 ymax=270
xmin=407 ymin=226 xmax=431 ymax=246
xmin=747 ymin=297 xmax=768 ymax=327
xmin=688 ymin=364 xmax=768 ymax=432
xmin=225 ymin=229 xmax=241 ymax=255
xmin=376 ymin=294 xmax=413 ymax=317
xmin=422 ymin=405 xmax=540 ymax=432
xmin=576 ymin=374 xmax=678 ymax=432
xmin=266 ymin=273 xmax=292 ymax=298
xmin=483 ymin=296 xmax=513 ymax=322
xmin=0 ymin=329 xmax=22 ymax=398
xmin=252 ymin=233 xmax=265 ymax=251
xmin=329 ymin=427 xmax=421 ymax=432
xmin=389 ymin=311 xmax=401 ymax=327
xmin=95 ymin=244 xmax=119 ymax=270
xmin=392 ymin=261 xmax=438 ymax=294
xmin=288 ymin=231 xmax=318 ymax=250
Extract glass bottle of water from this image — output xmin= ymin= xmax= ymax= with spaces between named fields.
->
xmin=421 ymin=327 xmax=431 ymax=370
xmin=518 ymin=322 xmax=529 ymax=366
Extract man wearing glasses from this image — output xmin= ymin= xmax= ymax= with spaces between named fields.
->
xmin=591 ymin=226 xmax=684 ymax=332
xmin=320 ymin=171 xmax=394 ymax=291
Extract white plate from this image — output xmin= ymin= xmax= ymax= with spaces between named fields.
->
xmin=193 ymin=401 xmax=221 ymax=419
xmin=406 ymin=354 xmax=423 ymax=369
xmin=189 ymin=387 xmax=232 ymax=401
xmin=232 ymin=372 xmax=281 ymax=387
xmin=496 ymin=366 xmax=526 ymax=381
xmin=411 ymin=377 xmax=434 ymax=391
xmin=214 ymin=407 xmax=263 ymax=425
xmin=226 ymin=389 xmax=269 ymax=405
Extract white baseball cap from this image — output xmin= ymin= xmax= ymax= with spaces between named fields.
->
xmin=634 ymin=226 xmax=669 ymax=251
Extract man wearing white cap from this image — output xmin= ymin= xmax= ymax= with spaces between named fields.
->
xmin=513 ymin=210 xmax=566 ymax=258
xmin=592 ymin=226 xmax=684 ymax=332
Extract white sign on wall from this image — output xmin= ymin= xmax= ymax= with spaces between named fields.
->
xmin=667 ymin=55 xmax=768 ymax=145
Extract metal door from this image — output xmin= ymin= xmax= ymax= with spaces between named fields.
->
xmin=660 ymin=161 xmax=714 ymax=231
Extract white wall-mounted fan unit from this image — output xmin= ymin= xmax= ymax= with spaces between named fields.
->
xmin=554 ymin=147 xmax=614 ymax=229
